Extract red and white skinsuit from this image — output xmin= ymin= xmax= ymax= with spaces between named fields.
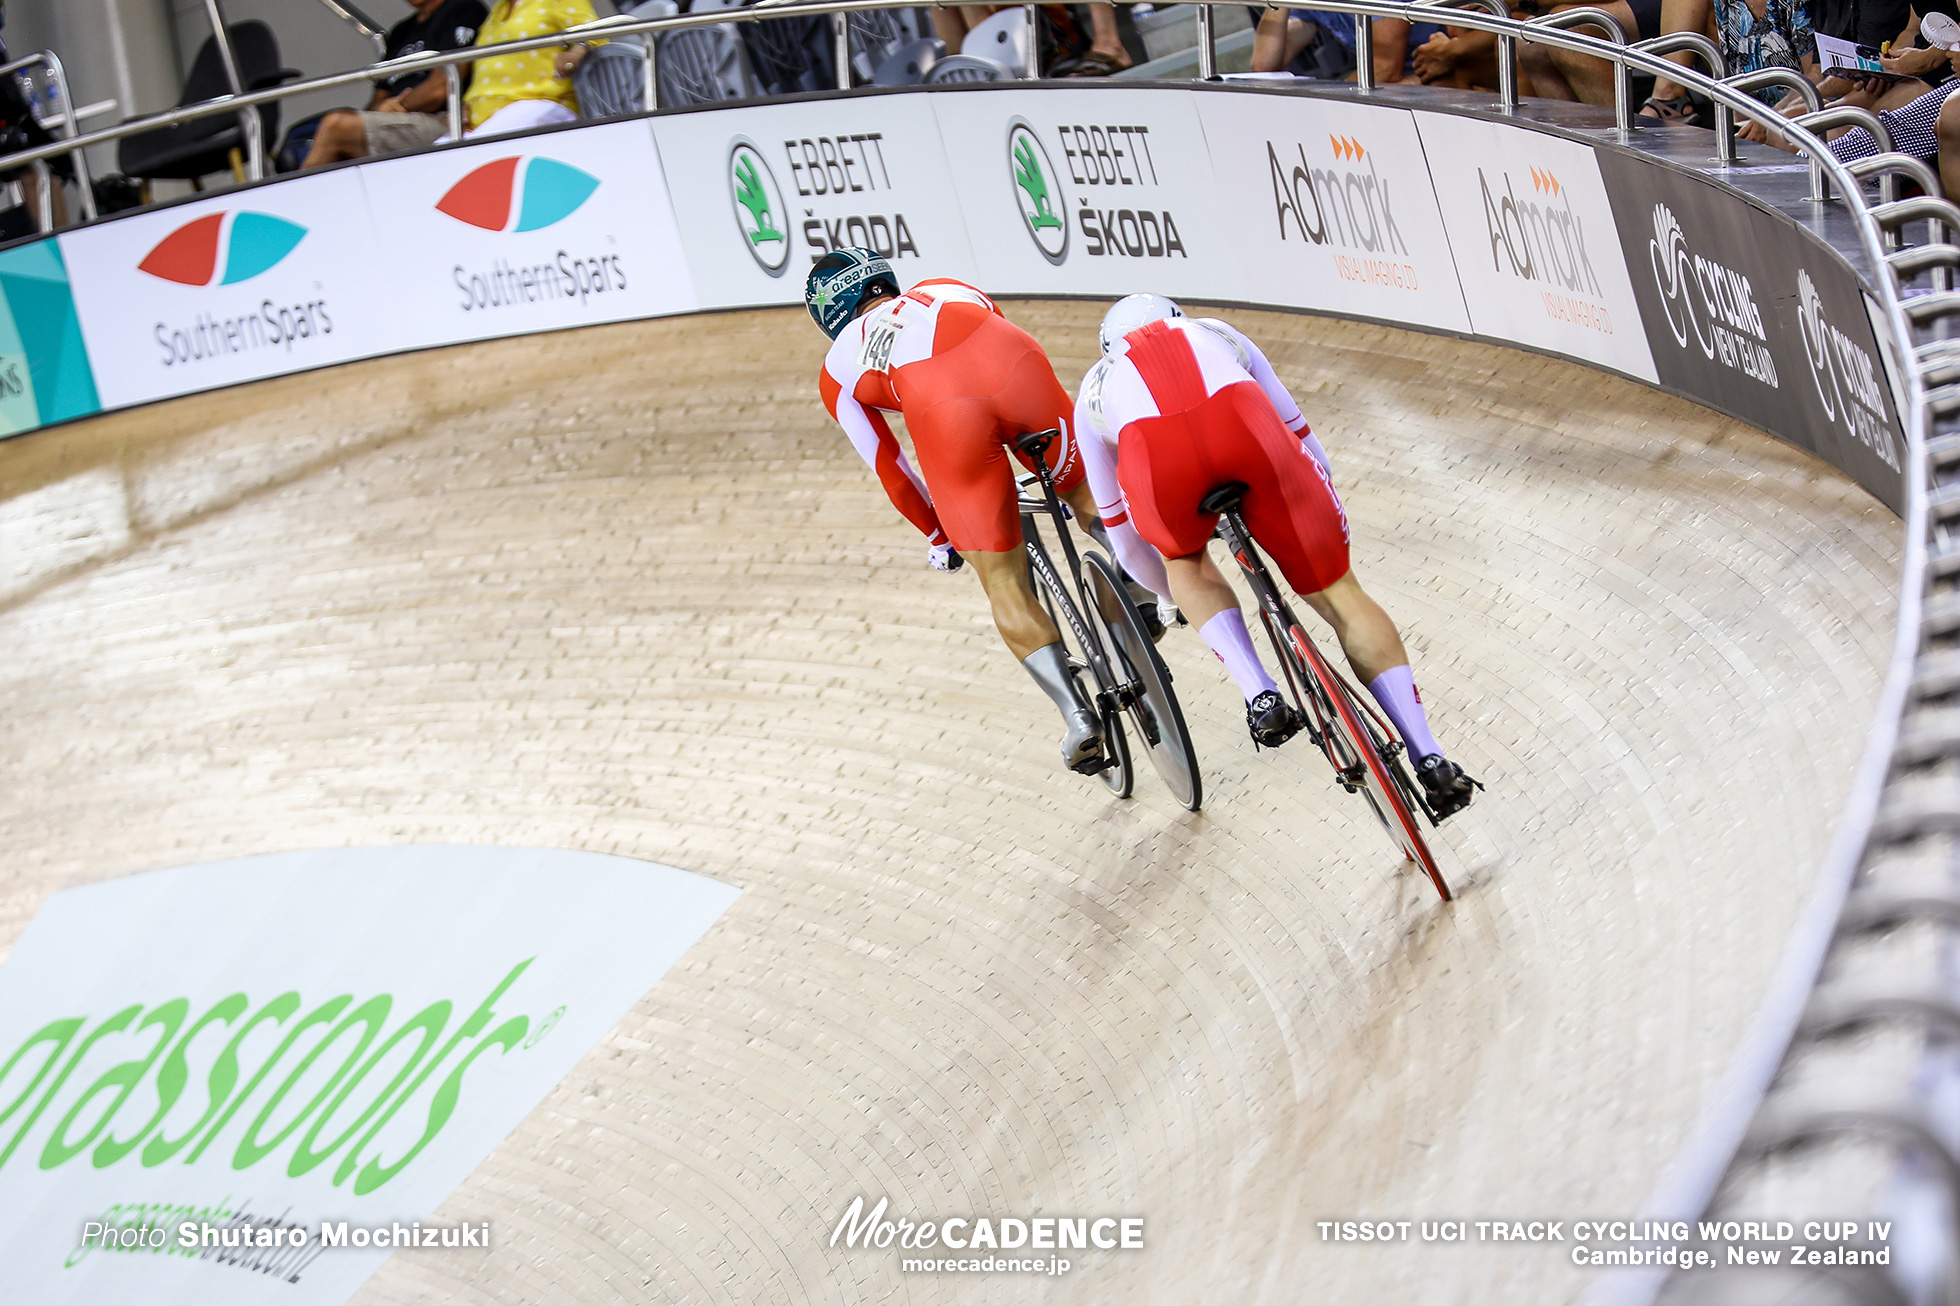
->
xmin=1072 ymin=315 xmax=1347 ymax=598
xmin=819 ymin=279 xmax=1085 ymax=556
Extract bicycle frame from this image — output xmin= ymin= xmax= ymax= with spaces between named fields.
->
xmin=1015 ymin=430 xmax=1133 ymax=720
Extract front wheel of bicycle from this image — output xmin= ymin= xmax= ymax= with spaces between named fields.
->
xmin=1030 ymin=548 xmax=1133 ymax=798
xmin=1082 ymin=552 xmax=1201 ymax=811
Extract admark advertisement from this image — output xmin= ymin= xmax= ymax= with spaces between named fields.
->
xmin=1594 ymin=149 xmax=1903 ymax=512
xmin=932 ymin=87 xmax=1240 ymax=299
xmin=56 ymin=168 xmax=394 ymax=411
xmin=0 ymin=845 xmax=737 ymax=1305
xmin=1192 ymin=91 xmax=1472 ymax=335
xmin=1416 ymin=115 xmax=1657 ymax=383
xmin=650 ymin=97 xmax=978 ymax=309
xmin=360 ymin=119 xmax=698 ymax=349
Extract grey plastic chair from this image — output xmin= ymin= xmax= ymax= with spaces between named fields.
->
xmin=922 ymin=54 xmax=1012 ymax=83
xmin=872 ymin=36 xmax=945 ymax=85
xmin=658 ymin=0 xmax=760 ymax=106
xmin=575 ymin=40 xmax=651 ymax=117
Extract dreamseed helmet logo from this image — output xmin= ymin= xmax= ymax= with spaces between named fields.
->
xmin=436 ymin=156 xmax=601 ymax=232
xmin=137 ymin=211 xmax=308 ymax=286
xmin=1007 ymin=118 xmax=1067 ymax=265
xmin=728 ymin=137 xmax=790 ymax=277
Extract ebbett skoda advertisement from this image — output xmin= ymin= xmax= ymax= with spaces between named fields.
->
xmin=58 ymin=169 xmax=390 ymax=410
xmin=934 ymin=88 xmax=1236 ymax=298
xmin=652 ymin=99 xmax=978 ymax=309
xmin=0 ymin=845 xmax=737 ymax=1305
xmin=360 ymin=120 xmax=698 ymax=348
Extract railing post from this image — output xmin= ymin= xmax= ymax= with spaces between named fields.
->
xmin=201 ymin=0 xmax=263 ymax=181
xmin=1631 ymin=33 xmax=1731 ymax=160
xmin=1354 ymin=12 xmax=1374 ymax=91
xmin=643 ymin=28 xmax=658 ymax=111
xmin=444 ymin=64 xmax=464 ymax=139
xmin=36 ymin=51 xmax=96 ymax=222
xmin=1025 ymin=4 xmax=1042 ymax=78
xmin=833 ymin=11 xmax=852 ymax=89
xmin=1196 ymin=2 xmax=1218 ymax=80
xmin=29 ymin=159 xmax=53 ymax=233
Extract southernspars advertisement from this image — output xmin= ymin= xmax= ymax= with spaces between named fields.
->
xmin=1191 ymin=91 xmax=1471 ymax=335
xmin=1415 ymin=115 xmax=1656 ymax=383
xmin=650 ymin=96 xmax=979 ymax=308
xmin=57 ymin=168 xmax=393 ymax=411
xmin=0 ymin=238 xmax=99 ymax=435
xmin=931 ymin=86 xmax=1241 ymax=300
xmin=0 ymin=845 xmax=737 ymax=1305
xmin=1594 ymin=149 xmax=1904 ymax=511
xmin=359 ymin=119 xmax=699 ymax=349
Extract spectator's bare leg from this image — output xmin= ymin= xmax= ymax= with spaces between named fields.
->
xmin=1938 ymin=91 xmax=1960 ymax=199
xmin=302 ymin=111 xmax=371 ymax=169
xmin=1372 ymin=17 xmax=1412 ymax=82
xmin=1536 ymin=0 xmax=1635 ymax=105
xmin=1520 ymin=41 xmax=1579 ymax=99
xmin=1644 ymin=0 xmax=1713 ymax=107
xmin=1086 ymin=4 xmax=1132 ymax=68
xmin=18 ymin=169 xmax=67 ymax=229
xmin=1414 ymin=28 xmax=1495 ymax=89
xmin=1253 ymin=9 xmax=1317 ymax=73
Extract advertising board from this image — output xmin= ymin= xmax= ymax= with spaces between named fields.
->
xmin=931 ymin=86 xmax=1241 ymax=300
xmin=651 ymin=97 xmax=978 ymax=308
xmin=1594 ymin=150 xmax=1903 ymax=512
xmin=0 ymin=845 xmax=737 ymax=1305
xmin=0 ymin=238 xmax=99 ymax=436
xmin=1192 ymin=92 xmax=1472 ymax=335
xmin=359 ymin=120 xmax=699 ymax=350
xmin=57 ymin=168 xmax=392 ymax=411
xmin=1415 ymin=115 xmax=1657 ymax=382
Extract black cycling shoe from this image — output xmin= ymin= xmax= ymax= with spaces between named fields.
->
xmin=1245 ymin=690 xmax=1303 ymax=748
xmin=1416 ymin=755 xmax=1481 ymax=819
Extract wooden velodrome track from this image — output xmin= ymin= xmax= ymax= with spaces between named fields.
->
xmin=0 ymin=303 xmax=1901 ymax=1304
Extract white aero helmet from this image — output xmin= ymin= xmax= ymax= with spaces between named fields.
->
xmin=1098 ymin=293 xmax=1184 ymax=355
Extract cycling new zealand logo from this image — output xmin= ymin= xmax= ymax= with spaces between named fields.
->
xmin=728 ymin=137 xmax=790 ymax=277
xmin=137 ymin=211 xmax=308 ymax=286
xmin=1009 ymin=118 xmax=1068 ymax=265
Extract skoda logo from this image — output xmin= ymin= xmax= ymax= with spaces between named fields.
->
xmin=1008 ymin=118 xmax=1067 ymax=265
xmin=728 ymin=137 xmax=789 ymax=276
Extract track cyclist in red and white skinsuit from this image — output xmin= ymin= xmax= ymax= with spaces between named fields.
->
xmin=1075 ymin=294 xmax=1479 ymax=816
xmin=807 ymin=246 xmax=1114 ymax=774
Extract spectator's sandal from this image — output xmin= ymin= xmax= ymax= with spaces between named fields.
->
xmin=1060 ymin=49 xmax=1130 ymax=77
xmin=1639 ymin=93 xmax=1696 ymax=122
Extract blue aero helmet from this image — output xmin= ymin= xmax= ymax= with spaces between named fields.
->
xmin=806 ymin=247 xmax=900 ymax=339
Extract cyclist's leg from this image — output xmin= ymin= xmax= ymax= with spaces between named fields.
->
xmin=908 ymin=390 xmax=1104 ymax=769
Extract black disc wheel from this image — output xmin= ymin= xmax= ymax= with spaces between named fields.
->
xmin=1082 ymin=552 xmax=1201 ymax=811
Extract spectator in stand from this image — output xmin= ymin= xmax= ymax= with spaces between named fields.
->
xmin=1369 ymin=16 xmax=1452 ymax=81
xmin=1751 ymin=43 xmax=1960 ymax=196
xmin=456 ymin=0 xmax=606 ymax=137
xmin=1251 ymin=9 xmax=1358 ymax=77
xmin=1402 ymin=0 xmax=1661 ymax=102
xmin=1639 ymin=0 xmax=1824 ymax=122
xmin=303 ymin=0 xmax=487 ymax=168
xmin=932 ymin=4 xmax=1135 ymax=75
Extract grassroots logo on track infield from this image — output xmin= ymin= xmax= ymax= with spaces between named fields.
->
xmin=1007 ymin=118 xmax=1067 ymax=265
xmin=728 ymin=137 xmax=790 ymax=276
xmin=436 ymin=156 xmax=600 ymax=232
xmin=137 ymin=212 xmax=308 ymax=286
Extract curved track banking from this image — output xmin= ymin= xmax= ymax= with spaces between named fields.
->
xmin=0 ymin=304 xmax=1902 ymax=1305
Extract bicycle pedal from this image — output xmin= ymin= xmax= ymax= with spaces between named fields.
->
xmin=1069 ymin=752 xmax=1115 ymax=777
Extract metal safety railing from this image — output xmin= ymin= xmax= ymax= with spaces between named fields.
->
xmin=2 ymin=2 xmax=1957 ymax=1301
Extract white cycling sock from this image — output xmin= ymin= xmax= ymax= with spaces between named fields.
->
xmin=1367 ymin=664 xmax=1441 ymax=761
xmin=1200 ymin=610 xmax=1276 ymax=703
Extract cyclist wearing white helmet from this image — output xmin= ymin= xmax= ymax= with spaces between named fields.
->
xmin=1074 ymin=293 xmax=1477 ymax=815
xmin=807 ymin=247 xmax=1116 ymax=775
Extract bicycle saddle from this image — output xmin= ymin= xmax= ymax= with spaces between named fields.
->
xmin=1199 ymin=482 xmax=1249 ymax=514
xmin=1013 ymin=428 xmax=1060 ymax=458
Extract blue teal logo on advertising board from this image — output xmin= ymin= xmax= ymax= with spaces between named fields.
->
xmin=0 ymin=238 xmax=101 ymax=437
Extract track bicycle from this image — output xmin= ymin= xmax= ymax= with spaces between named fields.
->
xmin=1014 ymin=429 xmax=1202 ymax=811
xmin=1201 ymin=482 xmax=1452 ymax=900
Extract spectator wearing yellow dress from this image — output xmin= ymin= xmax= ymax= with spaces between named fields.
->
xmin=451 ymin=0 xmax=605 ymax=138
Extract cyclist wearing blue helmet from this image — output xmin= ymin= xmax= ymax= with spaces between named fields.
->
xmin=807 ymin=248 xmax=1121 ymax=776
